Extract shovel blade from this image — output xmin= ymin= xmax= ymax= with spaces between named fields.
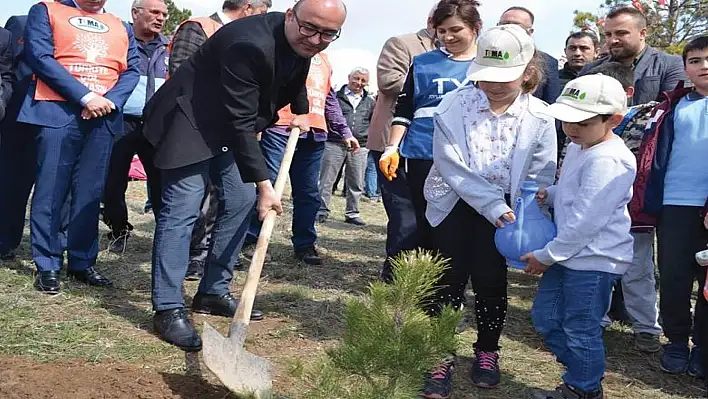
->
xmin=202 ymin=322 xmax=273 ymax=398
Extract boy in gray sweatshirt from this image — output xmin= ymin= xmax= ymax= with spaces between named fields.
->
xmin=523 ymin=74 xmax=637 ymax=399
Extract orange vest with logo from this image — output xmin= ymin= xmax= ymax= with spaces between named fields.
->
xmin=168 ymin=16 xmax=222 ymax=54
xmin=34 ymin=1 xmax=129 ymax=101
xmin=277 ymin=53 xmax=332 ymax=131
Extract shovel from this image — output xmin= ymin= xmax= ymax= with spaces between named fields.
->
xmin=202 ymin=127 xmax=302 ymax=398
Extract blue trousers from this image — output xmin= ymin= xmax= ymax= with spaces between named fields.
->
xmin=364 ymin=150 xmax=380 ymax=198
xmin=31 ymin=119 xmax=113 ymax=271
xmin=152 ymin=153 xmax=256 ymax=311
xmin=246 ymin=131 xmax=324 ymax=251
xmin=532 ymin=264 xmax=620 ymax=392
xmin=0 ymin=123 xmax=36 ymax=253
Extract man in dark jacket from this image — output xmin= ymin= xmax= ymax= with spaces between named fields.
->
xmin=560 ymin=31 xmax=599 ymax=88
xmin=142 ymin=0 xmax=347 ymax=351
xmin=498 ymin=7 xmax=561 ymax=104
xmin=0 ymin=27 xmax=11 ymax=123
xmin=318 ymin=67 xmax=375 ymax=226
xmin=102 ymin=0 xmax=169 ymax=254
xmin=581 ymin=6 xmax=686 ymax=106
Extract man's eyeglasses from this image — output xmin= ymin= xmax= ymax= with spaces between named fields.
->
xmin=292 ymin=11 xmax=340 ymax=42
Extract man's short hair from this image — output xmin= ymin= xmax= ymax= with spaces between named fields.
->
xmin=683 ymin=34 xmax=708 ymax=66
xmin=349 ymin=67 xmax=369 ymax=76
xmin=586 ymin=61 xmax=634 ymax=91
xmin=606 ymin=6 xmax=647 ymax=28
xmin=223 ymin=0 xmax=272 ymax=11
xmin=565 ymin=31 xmax=600 ymax=49
xmin=132 ymin=0 xmax=165 ymax=8
xmin=502 ymin=6 xmax=535 ymax=25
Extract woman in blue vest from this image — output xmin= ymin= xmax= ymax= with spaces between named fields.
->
xmin=378 ymin=0 xmax=480 ymax=267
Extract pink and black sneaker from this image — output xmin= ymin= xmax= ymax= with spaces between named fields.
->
xmin=471 ymin=350 xmax=500 ymax=388
xmin=422 ymin=357 xmax=455 ymax=399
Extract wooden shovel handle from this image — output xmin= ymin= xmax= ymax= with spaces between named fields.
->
xmin=233 ymin=128 xmax=301 ymax=325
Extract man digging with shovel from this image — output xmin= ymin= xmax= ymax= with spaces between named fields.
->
xmin=142 ymin=0 xmax=347 ymax=362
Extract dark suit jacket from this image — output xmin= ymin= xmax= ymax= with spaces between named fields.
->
xmin=143 ymin=12 xmax=310 ymax=183
xmin=581 ymin=46 xmax=686 ymax=106
xmin=17 ymin=0 xmax=140 ymax=134
xmin=0 ymin=27 xmax=13 ymax=121
xmin=168 ymin=13 xmax=223 ymax=76
xmin=533 ymin=51 xmax=560 ymax=104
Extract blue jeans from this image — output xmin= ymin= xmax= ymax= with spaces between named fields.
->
xmin=246 ymin=131 xmax=324 ymax=251
xmin=151 ymin=153 xmax=256 ymax=311
xmin=31 ymin=119 xmax=113 ymax=271
xmin=532 ymin=265 xmax=620 ymax=392
xmin=364 ymin=150 xmax=380 ymax=198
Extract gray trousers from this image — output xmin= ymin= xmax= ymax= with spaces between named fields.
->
xmin=318 ymin=141 xmax=368 ymax=219
xmin=602 ymin=231 xmax=662 ymax=335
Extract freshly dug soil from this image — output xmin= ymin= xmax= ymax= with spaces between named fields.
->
xmin=0 ymin=356 xmax=234 ymax=399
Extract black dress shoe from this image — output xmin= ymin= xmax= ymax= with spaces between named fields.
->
xmin=35 ymin=271 xmax=60 ymax=294
xmin=67 ymin=267 xmax=113 ymax=287
xmin=295 ymin=246 xmax=323 ymax=266
xmin=153 ymin=308 xmax=202 ymax=352
xmin=192 ymin=292 xmax=265 ymax=321
xmin=0 ymin=250 xmax=16 ymax=262
xmin=345 ymin=216 xmax=367 ymax=226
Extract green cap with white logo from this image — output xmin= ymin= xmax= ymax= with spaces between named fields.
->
xmin=466 ymin=24 xmax=535 ymax=83
xmin=543 ymin=74 xmax=628 ymax=123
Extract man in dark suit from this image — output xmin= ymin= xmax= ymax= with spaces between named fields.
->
xmin=498 ymin=6 xmax=561 ymax=104
xmin=167 ymin=0 xmax=272 ymax=281
xmin=19 ymin=0 xmax=140 ymax=294
xmin=0 ymin=27 xmax=11 ymax=123
xmin=581 ymin=6 xmax=686 ymax=106
xmin=143 ymin=0 xmax=347 ymax=351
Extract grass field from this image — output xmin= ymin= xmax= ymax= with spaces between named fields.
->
xmin=0 ymin=181 xmax=704 ymax=398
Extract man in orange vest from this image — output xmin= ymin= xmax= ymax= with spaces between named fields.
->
xmin=169 ymin=0 xmax=272 ymax=76
xmin=19 ymin=0 xmax=140 ymax=294
xmin=168 ymin=0 xmax=271 ymax=281
xmin=242 ymin=52 xmax=359 ymax=266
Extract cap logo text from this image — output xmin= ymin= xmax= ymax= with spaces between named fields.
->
xmin=483 ymin=50 xmax=510 ymax=61
xmin=561 ymin=87 xmax=587 ymax=101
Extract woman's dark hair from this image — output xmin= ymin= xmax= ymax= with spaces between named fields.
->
xmin=432 ymin=0 xmax=483 ymax=35
xmin=521 ymin=50 xmax=546 ymax=94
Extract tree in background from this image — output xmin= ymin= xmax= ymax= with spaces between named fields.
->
xmin=572 ymin=0 xmax=707 ymax=54
xmin=163 ymin=0 xmax=192 ymax=36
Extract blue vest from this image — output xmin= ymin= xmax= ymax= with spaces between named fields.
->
xmin=124 ymin=35 xmax=169 ymax=117
xmin=399 ymin=49 xmax=473 ymax=160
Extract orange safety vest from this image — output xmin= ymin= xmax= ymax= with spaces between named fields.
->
xmin=34 ymin=1 xmax=128 ymax=101
xmin=168 ymin=16 xmax=222 ymax=54
xmin=277 ymin=53 xmax=333 ymax=131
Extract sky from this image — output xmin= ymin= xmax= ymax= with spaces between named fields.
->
xmin=1 ymin=0 xmax=604 ymax=88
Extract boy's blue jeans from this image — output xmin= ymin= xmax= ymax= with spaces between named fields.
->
xmin=532 ymin=264 xmax=620 ymax=392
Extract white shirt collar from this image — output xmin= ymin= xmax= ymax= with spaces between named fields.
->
xmin=216 ymin=11 xmax=232 ymax=25
xmin=72 ymin=0 xmax=104 ymax=13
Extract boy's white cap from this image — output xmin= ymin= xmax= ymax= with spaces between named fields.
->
xmin=467 ymin=24 xmax=535 ymax=83
xmin=544 ymin=74 xmax=628 ymax=123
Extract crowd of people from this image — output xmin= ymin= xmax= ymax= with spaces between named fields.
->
xmin=0 ymin=0 xmax=706 ymax=398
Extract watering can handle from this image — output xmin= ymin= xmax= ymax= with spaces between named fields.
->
xmin=233 ymin=128 xmax=301 ymax=325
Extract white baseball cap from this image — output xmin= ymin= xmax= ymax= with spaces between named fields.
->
xmin=543 ymin=74 xmax=628 ymax=123
xmin=467 ymin=24 xmax=535 ymax=83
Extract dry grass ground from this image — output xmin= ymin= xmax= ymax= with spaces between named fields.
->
xmin=0 ymin=181 xmax=704 ymax=398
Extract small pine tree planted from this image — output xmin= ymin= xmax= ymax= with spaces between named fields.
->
xmin=300 ymin=250 xmax=462 ymax=399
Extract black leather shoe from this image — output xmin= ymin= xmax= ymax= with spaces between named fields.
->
xmin=67 ymin=267 xmax=113 ymax=287
xmin=153 ymin=308 xmax=202 ymax=352
xmin=35 ymin=271 xmax=61 ymax=294
xmin=0 ymin=250 xmax=16 ymax=262
xmin=295 ymin=246 xmax=323 ymax=266
xmin=192 ymin=292 xmax=265 ymax=321
xmin=345 ymin=216 xmax=367 ymax=226
xmin=184 ymin=260 xmax=204 ymax=281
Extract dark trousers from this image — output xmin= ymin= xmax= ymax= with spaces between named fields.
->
xmin=151 ymin=152 xmax=256 ymax=311
xmin=31 ymin=119 xmax=114 ymax=271
xmin=103 ymin=117 xmax=161 ymax=234
xmin=189 ymin=182 xmax=219 ymax=262
xmin=657 ymin=205 xmax=708 ymax=345
xmin=0 ymin=123 xmax=36 ymax=253
xmin=377 ymin=156 xmax=432 ymax=281
xmin=246 ymin=131 xmax=324 ymax=251
xmin=432 ymin=200 xmax=508 ymax=352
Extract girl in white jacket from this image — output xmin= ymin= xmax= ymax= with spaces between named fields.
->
xmin=423 ymin=24 xmax=557 ymax=392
